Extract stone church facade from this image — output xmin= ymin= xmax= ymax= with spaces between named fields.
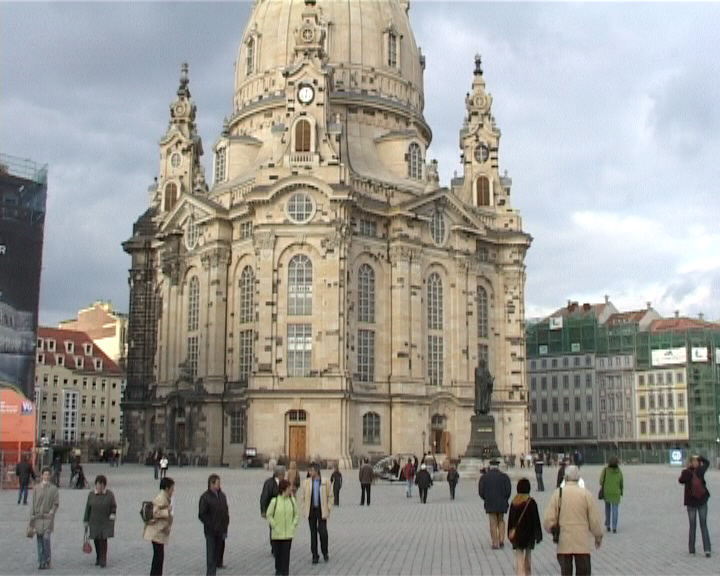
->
xmin=123 ymin=0 xmax=531 ymax=467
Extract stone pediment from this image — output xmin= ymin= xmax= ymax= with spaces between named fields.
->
xmin=391 ymin=189 xmax=489 ymax=235
xmin=159 ymin=193 xmax=227 ymax=234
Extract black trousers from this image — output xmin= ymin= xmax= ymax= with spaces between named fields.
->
xmin=205 ymin=533 xmax=223 ymax=575
xmin=419 ymin=487 xmax=428 ymax=503
xmin=273 ymin=539 xmax=292 ymax=576
xmin=449 ymin=483 xmax=456 ymax=500
xmin=333 ymin=483 xmax=341 ymax=506
xmin=308 ymin=506 xmax=328 ymax=560
xmin=558 ymin=553 xmax=591 ymax=576
xmin=360 ymin=483 xmax=371 ymax=505
xmin=93 ymin=538 xmax=108 ymax=567
xmin=150 ymin=542 xmax=164 ymax=576
xmin=217 ymin=536 xmax=225 ymax=567
xmin=536 ymin=473 xmax=545 ymax=492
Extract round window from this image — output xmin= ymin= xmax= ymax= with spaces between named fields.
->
xmin=286 ymin=193 xmax=315 ymax=224
xmin=185 ymin=215 xmax=200 ymax=251
xmin=429 ymin=212 xmax=447 ymax=246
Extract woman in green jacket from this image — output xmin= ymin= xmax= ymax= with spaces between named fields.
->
xmin=267 ymin=479 xmax=299 ymax=576
xmin=600 ymin=456 xmax=624 ymax=533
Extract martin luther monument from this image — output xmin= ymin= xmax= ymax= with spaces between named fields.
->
xmin=465 ymin=359 xmax=501 ymax=459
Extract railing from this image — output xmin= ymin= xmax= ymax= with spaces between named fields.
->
xmin=289 ymin=152 xmax=315 ymax=166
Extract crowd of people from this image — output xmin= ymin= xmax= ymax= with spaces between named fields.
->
xmin=18 ymin=452 xmax=713 ymax=575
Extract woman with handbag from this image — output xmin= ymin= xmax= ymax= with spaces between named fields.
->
xmin=83 ymin=475 xmax=117 ymax=567
xmin=599 ymin=456 xmax=623 ymax=533
xmin=507 ymin=478 xmax=542 ymax=576
xmin=678 ymin=454 xmax=711 ymax=557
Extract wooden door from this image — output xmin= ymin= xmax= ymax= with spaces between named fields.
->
xmin=176 ymin=423 xmax=186 ymax=452
xmin=441 ymin=431 xmax=451 ymax=457
xmin=288 ymin=426 xmax=306 ymax=462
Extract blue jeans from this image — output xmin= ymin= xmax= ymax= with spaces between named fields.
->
xmin=687 ymin=504 xmax=711 ymax=554
xmin=18 ymin=482 xmax=29 ymax=504
xmin=36 ymin=533 xmax=51 ymax=567
xmin=406 ymin=479 xmax=413 ymax=497
xmin=604 ymin=501 xmax=619 ymax=530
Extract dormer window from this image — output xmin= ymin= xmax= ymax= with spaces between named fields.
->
xmin=37 ymin=353 xmax=45 ymax=364
xmin=37 ymin=338 xmax=43 ymax=349
xmin=65 ymin=341 xmax=74 ymax=354
xmin=407 ymin=142 xmax=422 ymax=180
xmin=57 ymin=355 xmax=65 ymax=367
xmin=76 ymin=357 xmax=84 ymax=370
xmin=47 ymin=340 xmax=56 ymax=352
xmin=475 ymin=176 xmax=491 ymax=207
xmin=215 ymin=147 xmax=227 ymax=184
xmin=94 ymin=358 xmax=103 ymax=372
xmin=84 ymin=343 xmax=93 ymax=356
xmin=294 ymin=120 xmax=311 ymax=153
xmin=164 ymin=182 xmax=178 ymax=212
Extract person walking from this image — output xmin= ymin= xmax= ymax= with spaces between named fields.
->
xmin=359 ymin=458 xmax=374 ymax=506
xmin=287 ymin=462 xmax=301 ymax=496
xmin=556 ymin=459 xmax=568 ymax=489
xmin=216 ymin=486 xmax=229 ymax=570
xmin=330 ymin=464 xmax=342 ymax=507
xmin=679 ymin=454 xmax=711 ymax=557
xmin=159 ymin=455 xmax=169 ymax=479
xmin=16 ymin=455 xmax=36 ymax=505
xmin=447 ymin=465 xmax=460 ymax=500
xmin=303 ymin=462 xmax=333 ymax=564
xmin=479 ymin=458 xmax=512 ymax=549
xmin=30 ymin=467 xmax=59 ymax=570
xmin=599 ymin=457 xmax=623 ymax=533
xmin=543 ymin=465 xmax=603 ymax=576
xmin=267 ymin=479 xmax=299 ymax=576
xmin=534 ymin=456 xmax=545 ymax=492
xmin=143 ymin=477 xmax=174 ymax=576
xmin=520 ymin=453 xmax=526 ymax=469
xmin=199 ymin=474 xmax=230 ymax=576
xmin=415 ymin=463 xmax=433 ymax=504
xmin=507 ymin=478 xmax=543 ymax=576
xmin=83 ymin=475 xmax=116 ymax=568
xmin=261 ymin=466 xmax=285 ymax=557
xmin=153 ymin=451 xmax=160 ymax=480
xmin=51 ymin=456 xmax=62 ymax=487
xmin=403 ymin=458 xmax=415 ymax=498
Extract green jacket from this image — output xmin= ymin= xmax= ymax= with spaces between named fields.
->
xmin=267 ymin=495 xmax=299 ymax=540
xmin=600 ymin=465 xmax=623 ymax=504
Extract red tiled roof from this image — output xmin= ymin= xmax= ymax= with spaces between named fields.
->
xmin=548 ymin=301 xmax=608 ymax=319
xmin=649 ymin=318 xmax=719 ymax=333
xmin=606 ymin=310 xmax=649 ymax=324
xmin=36 ymin=327 xmax=122 ymax=374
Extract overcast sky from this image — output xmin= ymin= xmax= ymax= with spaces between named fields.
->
xmin=2 ymin=1 xmax=720 ymax=326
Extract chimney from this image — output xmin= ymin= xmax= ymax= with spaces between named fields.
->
xmin=699 ymin=312 xmax=704 ymax=321
xmin=647 ymin=301 xmax=651 ymax=310
xmin=674 ymin=310 xmax=679 ymax=318
xmin=583 ymin=303 xmax=591 ymax=311
xmin=567 ymin=299 xmax=572 ymax=309
xmin=604 ymin=294 xmax=609 ymax=304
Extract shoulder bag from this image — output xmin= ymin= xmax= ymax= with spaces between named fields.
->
xmin=508 ymin=499 xmax=531 ymax=543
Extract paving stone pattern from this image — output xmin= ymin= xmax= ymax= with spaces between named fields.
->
xmin=1 ymin=464 xmax=718 ymax=575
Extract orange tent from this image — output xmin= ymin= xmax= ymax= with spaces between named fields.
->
xmin=1 ymin=385 xmax=36 ymax=487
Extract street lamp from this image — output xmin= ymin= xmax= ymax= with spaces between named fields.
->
xmin=422 ymin=431 xmax=426 ymax=456
xmin=510 ymin=432 xmax=514 ymax=467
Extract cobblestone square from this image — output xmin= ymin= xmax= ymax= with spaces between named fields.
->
xmin=1 ymin=463 xmax=718 ymax=575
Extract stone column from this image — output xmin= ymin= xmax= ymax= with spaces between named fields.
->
xmin=388 ymin=245 xmax=411 ymax=382
xmin=253 ymin=231 xmax=276 ymax=389
xmin=201 ymin=247 xmax=231 ymax=394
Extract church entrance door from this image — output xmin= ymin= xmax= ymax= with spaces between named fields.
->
xmin=288 ymin=426 xmax=306 ymax=462
xmin=176 ymin=423 xmax=186 ymax=452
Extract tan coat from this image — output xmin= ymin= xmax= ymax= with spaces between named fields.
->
xmin=30 ymin=481 xmax=59 ymax=535
xmin=143 ymin=490 xmax=173 ymax=544
xmin=302 ymin=477 xmax=333 ymax=520
xmin=543 ymin=481 xmax=604 ymax=554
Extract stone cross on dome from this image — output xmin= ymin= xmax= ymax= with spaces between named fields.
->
xmin=177 ymin=62 xmax=190 ymax=97
xmin=474 ymin=53 xmax=483 ymax=76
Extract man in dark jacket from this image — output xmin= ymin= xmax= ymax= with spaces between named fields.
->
xmin=260 ymin=466 xmax=285 ymax=556
xmin=199 ymin=474 xmax=230 ymax=576
xmin=216 ymin=487 xmax=230 ymax=569
xmin=359 ymin=458 xmax=374 ymax=506
xmin=479 ymin=458 xmax=512 ymax=549
xmin=15 ymin=455 xmax=36 ymax=505
xmin=679 ymin=455 xmax=712 ymax=557
xmin=534 ymin=456 xmax=545 ymax=492
xmin=556 ymin=458 xmax=568 ymax=488
xmin=415 ymin=463 xmax=433 ymax=504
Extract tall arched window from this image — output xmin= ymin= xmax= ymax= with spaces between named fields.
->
xmin=427 ymin=273 xmax=444 ymax=386
xmin=246 ymin=37 xmax=255 ymax=75
xmin=238 ymin=266 xmax=255 ymax=381
xmin=164 ymin=182 xmax=178 ymax=212
xmin=187 ymin=276 xmax=200 ymax=379
xmin=215 ymin=148 xmax=226 ymax=184
xmin=363 ymin=412 xmax=381 ymax=445
xmin=295 ymin=120 xmax=311 ymax=153
xmin=407 ymin=143 xmax=422 ymax=179
xmin=387 ymin=31 xmax=398 ymax=68
xmin=476 ymin=176 xmax=490 ymax=206
xmin=357 ymin=264 xmax=376 ymax=383
xmin=288 ymin=255 xmax=312 ymax=315
xmin=358 ymin=264 xmax=375 ymax=323
xmin=477 ymin=286 xmax=488 ymax=339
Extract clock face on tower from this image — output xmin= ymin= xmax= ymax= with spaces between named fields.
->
xmin=297 ymin=84 xmax=315 ymax=105
xmin=474 ymin=142 xmax=490 ymax=163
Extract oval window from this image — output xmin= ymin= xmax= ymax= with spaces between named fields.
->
xmin=286 ymin=193 xmax=315 ymax=224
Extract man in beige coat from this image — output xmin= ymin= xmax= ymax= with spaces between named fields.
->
xmin=543 ymin=465 xmax=603 ymax=576
xmin=302 ymin=462 xmax=333 ymax=564
xmin=30 ymin=467 xmax=59 ymax=570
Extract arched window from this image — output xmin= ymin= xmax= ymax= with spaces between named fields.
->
xmin=187 ymin=277 xmax=200 ymax=332
xmin=431 ymin=414 xmax=446 ymax=430
xmin=295 ymin=119 xmax=311 ymax=153
xmin=246 ymin=37 xmax=255 ymax=75
xmin=215 ymin=148 xmax=226 ymax=184
xmin=388 ymin=31 xmax=398 ymax=68
xmin=363 ymin=412 xmax=381 ymax=445
xmin=407 ymin=142 xmax=422 ymax=179
xmin=477 ymin=286 xmax=488 ymax=339
xmin=476 ymin=176 xmax=490 ymax=207
xmin=239 ymin=266 xmax=255 ymax=324
xmin=164 ymin=182 xmax=178 ymax=212
xmin=288 ymin=255 xmax=312 ymax=315
xmin=358 ymin=264 xmax=375 ymax=323
xmin=427 ymin=272 xmax=444 ymax=386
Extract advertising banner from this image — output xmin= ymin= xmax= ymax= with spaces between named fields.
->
xmin=0 ymin=158 xmax=47 ymax=400
xmin=651 ymin=347 xmax=687 ymax=367
xmin=549 ymin=317 xmax=563 ymax=330
xmin=691 ymin=347 xmax=708 ymax=363
xmin=669 ymin=449 xmax=684 ymax=467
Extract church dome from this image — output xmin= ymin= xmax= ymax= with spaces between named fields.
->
xmin=235 ymin=0 xmax=425 ymax=117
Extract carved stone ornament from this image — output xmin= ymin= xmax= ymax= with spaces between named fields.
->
xmin=253 ymin=230 xmax=276 ymax=254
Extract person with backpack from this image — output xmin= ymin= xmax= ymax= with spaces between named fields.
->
xmin=83 ymin=475 xmax=117 ymax=568
xmin=599 ymin=456 xmax=623 ymax=533
xmin=143 ymin=477 xmax=174 ymax=575
xmin=198 ymin=474 xmax=230 ymax=576
xmin=679 ymin=454 xmax=711 ymax=557
xmin=507 ymin=478 xmax=542 ymax=576
xmin=267 ymin=479 xmax=299 ymax=576
xmin=330 ymin=464 xmax=342 ymax=506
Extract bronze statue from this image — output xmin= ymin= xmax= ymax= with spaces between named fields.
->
xmin=474 ymin=359 xmax=494 ymax=415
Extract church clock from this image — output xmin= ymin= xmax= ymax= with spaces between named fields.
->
xmin=297 ymin=84 xmax=315 ymax=105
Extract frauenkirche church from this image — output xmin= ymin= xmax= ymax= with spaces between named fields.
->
xmin=123 ymin=0 xmax=531 ymax=467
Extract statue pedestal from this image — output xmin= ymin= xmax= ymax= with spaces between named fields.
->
xmin=465 ymin=413 xmax=501 ymax=459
